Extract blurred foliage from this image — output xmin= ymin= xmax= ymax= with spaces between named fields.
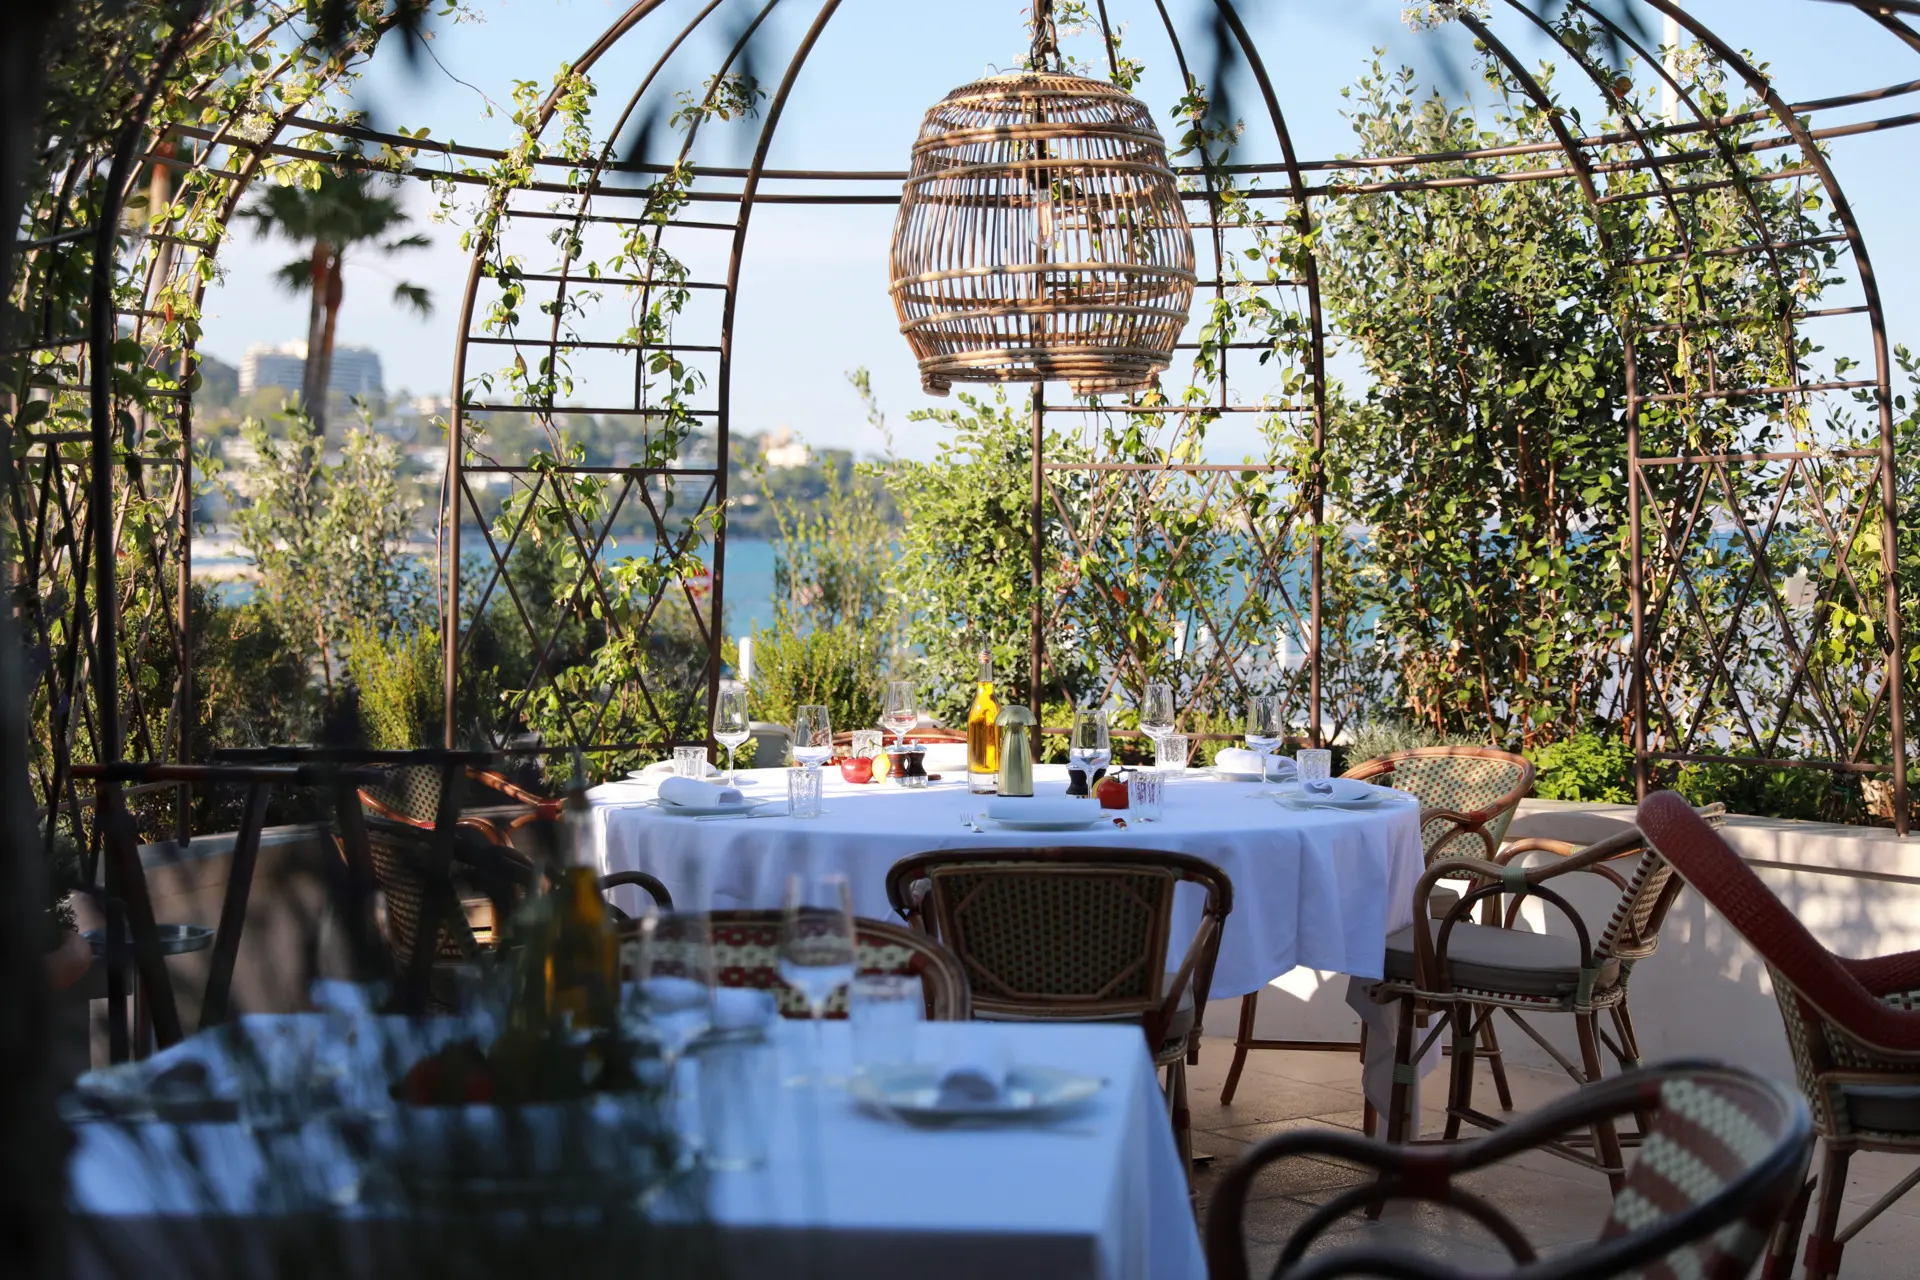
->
xmin=1527 ymin=732 xmax=1637 ymax=805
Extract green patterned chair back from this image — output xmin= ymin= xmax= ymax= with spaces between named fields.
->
xmin=887 ymin=849 xmax=1234 ymax=1025
xmin=1345 ymin=747 xmax=1535 ymax=862
xmin=622 ymin=911 xmax=971 ymax=1021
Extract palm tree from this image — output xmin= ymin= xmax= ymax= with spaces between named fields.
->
xmin=240 ymin=167 xmax=432 ymax=433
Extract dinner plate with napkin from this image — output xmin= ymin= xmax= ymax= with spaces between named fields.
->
xmin=657 ymin=776 xmax=749 ymax=813
xmin=848 ymin=1033 xmax=1103 ymax=1124
xmin=1211 ymin=749 xmax=1296 ymax=782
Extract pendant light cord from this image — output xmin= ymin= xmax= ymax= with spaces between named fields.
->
xmin=1030 ymin=0 xmax=1060 ymax=72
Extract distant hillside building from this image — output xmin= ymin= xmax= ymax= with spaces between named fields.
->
xmin=238 ymin=341 xmax=384 ymax=399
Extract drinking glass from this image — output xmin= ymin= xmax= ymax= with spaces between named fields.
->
xmin=850 ymin=974 xmax=923 ymax=1069
xmin=627 ymin=911 xmax=717 ymax=1070
xmin=1140 ymin=681 xmax=1176 ymax=757
xmin=1297 ymin=747 xmax=1333 ymax=789
xmin=1129 ymin=769 xmax=1166 ymax=822
xmin=673 ymin=746 xmax=708 ymax=778
xmin=881 ymin=681 xmax=918 ymax=748
xmin=1155 ymin=733 xmax=1191 ymax=771
xmin=1246 ymin=695 xmax=1284 ymax=795
xmin=791 ymin=705 xmax=834 ymax=768
xmin=713 ymin=683 xmax=751 ymax=783
xmin=779 ymin=874 xmax=857 ymax=1086
xmin=787 ymin=764 xmax=824 ymax=819
xmin=1068 ymin=703 xmax=1111 ymax=796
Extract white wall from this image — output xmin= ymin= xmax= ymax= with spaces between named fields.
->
xmin=1205 ymin=801 xmax=1920 ymax=1086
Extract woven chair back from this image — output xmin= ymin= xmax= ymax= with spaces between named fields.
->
xmin=361 ymin=817 xmax=477 ymax=971
xmin=620 ymin=911 xmax=970 ymax=1021
xmin=361 ymin=764 xmax=446 ymax=827
xmin=1596 ymin=1070 xmax=1810 ymax=1279
xmin=1594 ymin=845 xmax=1683 ymax=965
xmin=888 ymin=848 xmax=1232 ymax=1023
xmin=1347 ymin=747 xmax=1534 ymax=861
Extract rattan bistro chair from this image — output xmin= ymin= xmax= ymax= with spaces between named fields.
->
xmin=1370 ymin=813 xmax=1721 ymax=1190
xmin=616 ymin=910 xmax=971 ymax=1022
xmin=885 ymin=847 xmax=1233 ymax=1169
xmin=1205 ymin=1061 xmax=1812 ymax=1280
xmin=359 ymin=761 xmax=563 ymax=846
xmin=1638 ymin=790 xmax=1920 ymax=1280
xmin=355 ymin=815 xmax=672 ymax=1011
xmin=1220 ymin=746 xmax=1537 ymax=1113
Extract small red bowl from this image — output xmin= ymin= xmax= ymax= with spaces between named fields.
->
xmin=836 ymin=756 xmax=874 ymax=784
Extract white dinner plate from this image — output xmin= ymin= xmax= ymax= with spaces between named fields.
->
xmin=984 ymin=815 xmax=1110 ymax=832
xmin=849 ymin=1063 xmax=1105 ymax=1125
xmin=655 ymin=797 xmax=773 ymax=818
xmin=1206 ymin=767 xmax=1267 ymax=782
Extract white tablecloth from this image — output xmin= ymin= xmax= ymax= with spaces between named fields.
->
xmin=592 ymin=765 xmax=1425 ymax=998
xmin=67 ymin=1018 xmax=1203 ymax=1280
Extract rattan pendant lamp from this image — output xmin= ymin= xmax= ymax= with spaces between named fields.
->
xmin=888 ymin=0 xmax=1197 ymax=397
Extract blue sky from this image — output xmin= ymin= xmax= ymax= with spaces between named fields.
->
xmin=196 ymin=0 xmax=1920 ymax=461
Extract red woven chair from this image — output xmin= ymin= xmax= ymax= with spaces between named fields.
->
xmin=617 ymin=910 xmax=972 ymax=1022
xmin=1204 ymin=1061 xmax=1811 ymax=1280
xmin=1221 ymin=746 xmax=1537 ymax=1117
xmin=1639 ymin=790 xmax=1920 ymax=1280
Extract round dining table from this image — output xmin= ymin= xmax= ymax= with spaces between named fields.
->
xmin=588 ymin=763 xmax=1424 ymax=1002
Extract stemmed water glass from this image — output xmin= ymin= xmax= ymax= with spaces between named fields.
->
xmin=792 ymin=705 xmax=834 ymax=768
xmin=1068 ymin=703 xmax=1112 ymax=794
xmin=713 ymin=683 xmax=751 ymax=784
xmin=1246 ymin=695 xmax=1285 ymax=795
xmin=778 ymin=873 xmax=857 ymax=1087
xmin=881 ymin=681 xmax=917 ymax=749
xmin=1140 ymin=681 xmax=1176 ymax=760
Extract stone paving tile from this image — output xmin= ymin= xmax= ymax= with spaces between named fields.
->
xmin=1185 ymin=1037 xmax=1920 ymax=1278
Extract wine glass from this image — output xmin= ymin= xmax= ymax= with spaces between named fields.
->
xmin=1140 ymin=681 xmax=1176 ymax=758
xmin=1068 ymin=703 xmax=1111 ymax=794
xmin=779 ymin=873 xmax=857 ymax=1086
xmin=881 ymin=681 xmax=917 ymax=749
xmin=791 ymin=705 xmax=834 ymax=768
xmin=713 ymin=683 xmax=751 ymax=784
xmin=1246 ymin=695 xmax=1285 ymax=795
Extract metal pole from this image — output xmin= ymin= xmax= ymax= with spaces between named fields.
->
xmin=1030 ymin=382 xmax=1046 ymax=758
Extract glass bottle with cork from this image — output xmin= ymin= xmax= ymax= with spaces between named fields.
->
xmin=966 ymin=650 xmax=1000 ymax=794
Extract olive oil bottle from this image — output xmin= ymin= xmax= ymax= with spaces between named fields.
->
xmin=966 ymin=651 xmax=1001 ymax=794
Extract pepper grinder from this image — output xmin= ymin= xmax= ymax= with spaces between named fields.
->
xmin=995 ymin=705 xmax=1035 ymax=797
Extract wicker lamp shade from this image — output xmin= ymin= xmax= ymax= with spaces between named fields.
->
xmin=889 ymin=70 xmax=1197 ymax=397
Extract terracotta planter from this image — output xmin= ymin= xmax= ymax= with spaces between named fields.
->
xmin=46 ymin=927 xmax=92 ymax=993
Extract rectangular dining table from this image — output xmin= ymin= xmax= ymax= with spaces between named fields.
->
xmin=66 ymin=1016 xmax=1205 ymax=1280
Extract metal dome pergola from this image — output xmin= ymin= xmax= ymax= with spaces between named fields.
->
xmin=5 ymin=0 xmax=1916 ymax=845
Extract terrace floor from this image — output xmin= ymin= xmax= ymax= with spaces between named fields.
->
xmin=1187 ymin=1035 xmax=1920 ymax=1277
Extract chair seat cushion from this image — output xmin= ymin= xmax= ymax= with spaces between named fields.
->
xmin=1384 ymin=922 xmax=1619 ymax=999
xmin=1839 ymin=1082 xmax=1920 ymax=1136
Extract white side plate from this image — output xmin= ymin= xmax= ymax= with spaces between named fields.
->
xmin=849 ymin=1063 xmax=1105 ymax=1124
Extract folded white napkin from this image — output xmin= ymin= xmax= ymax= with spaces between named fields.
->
xmin=985 ymin=796 xmax=1093 ymax=824
xmin=1214 ymin=748 xmax=1295 ymax=777
xmin=936 ymin=1035 xmax=1012 ymax=1108
xmin=922 ymin=742 xmax=970 ymax=774
xmin=658 ymin=776 xmax=746 ymax=809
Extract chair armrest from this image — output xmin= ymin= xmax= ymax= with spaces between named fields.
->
xmin=1410 ymin=856 xmax=1599 ymax=996
xmin=1419 ymin=808 xmax=1496 ymax=859
xmin=598 ymin=870 xmax=672 ymax=913
xmin=469 ymin=767 xmax=562 ymax=813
